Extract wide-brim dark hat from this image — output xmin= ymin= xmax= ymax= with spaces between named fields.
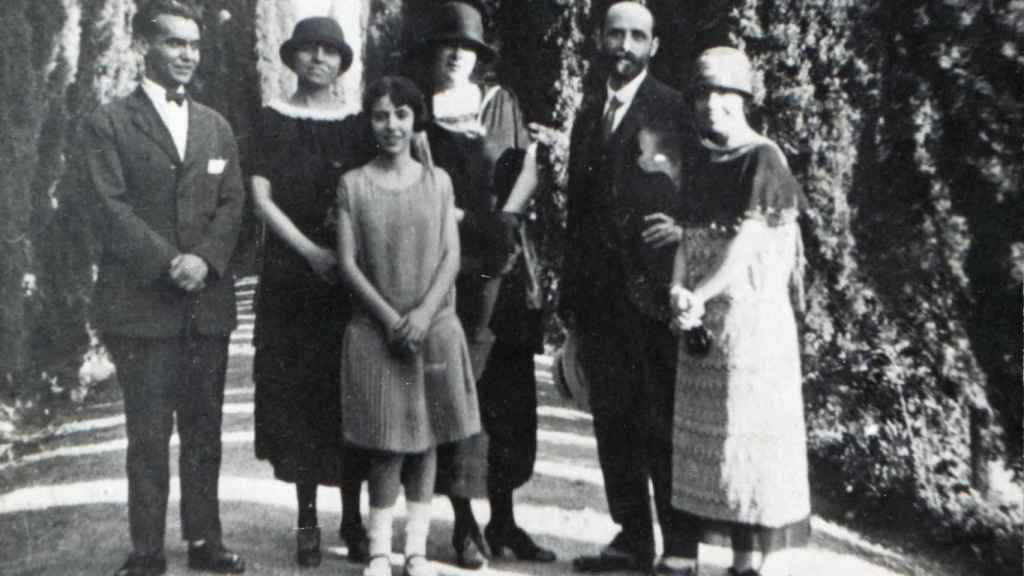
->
xmin=423 ymin=1 xmax=496 ymax=61
xmin=280 ymin=17 xmax=354 ymax=72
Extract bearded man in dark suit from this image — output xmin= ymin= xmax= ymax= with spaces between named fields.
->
xmin=561 ymin=2 xmax=693 ymax=574
xmin=77 ymin=2 xmax=246 ymax=574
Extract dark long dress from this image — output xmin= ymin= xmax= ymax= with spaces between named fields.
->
xmin=431 ymin=84 xmax=543 ymax=497
xmin=251 ymin=102 xmax=370 ymax=485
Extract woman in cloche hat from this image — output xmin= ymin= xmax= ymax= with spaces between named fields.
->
xmin=406 ymin=0 xmax=555 ymax=570
xmin=249 ymin=16 xmax=370 ymax=568
xmin=667 ymin=46 xmax=810 ymax=576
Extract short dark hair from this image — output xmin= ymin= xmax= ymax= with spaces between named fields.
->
xmin=362 ymin=76 xmax=431 ymax=132
xmin=133 ymin=0 xmax=202 ymax=39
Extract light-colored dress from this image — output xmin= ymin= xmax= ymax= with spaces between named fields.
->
xmin=338 ymin=165 xmax=480 ymax=453
xmin=672 ymin=140 xmax=811 ymax=548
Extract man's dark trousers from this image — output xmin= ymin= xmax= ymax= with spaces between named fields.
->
xmin=106 ymin=323 xmax=229 ymax=556
xmin=576 ymin=276 xmax=683 ymax=562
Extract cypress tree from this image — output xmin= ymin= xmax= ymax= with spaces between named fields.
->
xmin=0 ymin=0 xmax=75 ymax=418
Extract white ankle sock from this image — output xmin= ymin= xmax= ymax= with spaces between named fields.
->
xmin=660 ymin=555 xmax=697 ymax=570
xmin=367 ymin=505 xmax=394 ymax=558
xmin=404 ymin=500 xmax=433 ymax=557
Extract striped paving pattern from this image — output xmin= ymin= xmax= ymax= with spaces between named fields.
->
xmin=0 ymin=277 xmax=911 ymax=576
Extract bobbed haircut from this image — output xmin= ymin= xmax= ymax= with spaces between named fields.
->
xmin=362 ymin=76 xmax=431 ymax=132
xmin=133 ymin=0 xmax=203 ymax=40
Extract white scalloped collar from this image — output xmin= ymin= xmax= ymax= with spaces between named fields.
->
xmin=267 ymin=99 xmax=352 ymax=121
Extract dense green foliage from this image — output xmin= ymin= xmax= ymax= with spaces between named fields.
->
xmin=0 ymin=0 xmax=259 ymax=435
xmin=0 ymin=0 xmax=84 ymax=424
xmin=482 ymin=0 xmax=1022 ymax=571
xmin=2 ymin=0 xmax=1019 ymax=568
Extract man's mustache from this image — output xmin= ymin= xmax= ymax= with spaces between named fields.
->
xmin=605 ymin=52 xmax=640 ymax=64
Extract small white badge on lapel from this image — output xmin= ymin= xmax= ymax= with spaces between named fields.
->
xmin=207 ymin=158 xmax=228 ymax=174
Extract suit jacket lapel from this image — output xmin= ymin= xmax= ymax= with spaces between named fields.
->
xmin=127 ymin=88 xmax=182 ymax=164
xmin=608 ymin=76 xmax=661 ymax=200
xmin=610 ymin=76 xmax=654 ymax=150
xmin=183 ymin=100 xmax=213 ymax=170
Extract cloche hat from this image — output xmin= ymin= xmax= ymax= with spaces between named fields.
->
xmin=280 ymin=17 xmax=354 ymax=72
xmin=424 ymin=1 xmax=496 ymax=62
xmin=692 ymin=46 xmax=754 ymax=97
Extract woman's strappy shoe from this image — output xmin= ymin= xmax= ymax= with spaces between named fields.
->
xmin=295 ymin=526 xmax=321 ymax=567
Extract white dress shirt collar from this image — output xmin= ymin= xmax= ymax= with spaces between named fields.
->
xmin=603 ymin=69 xmax=647 ymax=135
xmin=141 ymin=77 xmax=189 ymax=160
xmin=605 ymin=69 xmax=648 ymax=112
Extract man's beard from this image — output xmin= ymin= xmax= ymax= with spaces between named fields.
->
xmin=604 ymin=52 xmax=647 ymax=82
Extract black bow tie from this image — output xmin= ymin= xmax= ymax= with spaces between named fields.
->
xmin=166 ymin=90 xmax=186 ymax=105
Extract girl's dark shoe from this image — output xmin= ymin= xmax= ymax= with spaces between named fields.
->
xmin=340 ymin=521 xmax=370 ymax=563
xmin=295 ymin=526 xmax=321 ymax=567
xmin=484 ymin=523 xmax=556 ymax=562
xmin=451 ymin=522 xmax=490 ymax=569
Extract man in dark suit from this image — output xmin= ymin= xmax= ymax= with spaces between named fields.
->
xmin=77 ymin=2 xmax=246 ymax=574
xmin=561 ymin=2 xmax=691 ymax=574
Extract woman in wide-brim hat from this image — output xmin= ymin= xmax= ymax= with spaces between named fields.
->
xmin=250 ymin=15 xmax=372 ymax=568
xmin=667 ymin=46 xmax=810 ymax=576
xmin=406 ymin=0 xmax=555 ymax=570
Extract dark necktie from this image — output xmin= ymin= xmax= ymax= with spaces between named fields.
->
xmin=166 ymin=89 xmax=186 ymax=106
xmin=601 ymin=96 xmax=622 ymax=142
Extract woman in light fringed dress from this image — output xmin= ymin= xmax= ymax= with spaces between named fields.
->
xmin=669 ymin=47 xmax=810 ymax=576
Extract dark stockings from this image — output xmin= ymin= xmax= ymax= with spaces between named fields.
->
xmin=297 ymin=481 xmax=365 ymax=530
xmin=341 ymin=476 xmax=363 ymax=530
xmin=450 ymin=495 xmax=479 ymax=534
xmin=297 ymin=482 xmax=318 ymax=529
xmin=488 ymin=487 xmax=515 ymax=530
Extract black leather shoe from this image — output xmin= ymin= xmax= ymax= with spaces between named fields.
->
xmin=340 ymin=521 xmax=370 ymax=563
xmin=484 ymin=523 xmax=556 ymax=562
xmin=114 ymin=552 xmax=166 ymax=576
xmin=451 ymin=522 xmax=490 ymax=569
xmin=187 ymin=542 xmax=246 ymax=573
xmin=572 ymin=532 xmax=652 ymax=573
xmin=296 ymin=526 xmax=321 ymax=567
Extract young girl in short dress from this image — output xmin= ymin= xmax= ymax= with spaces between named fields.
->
xmin=336 ymin=76 xmax=481 ymax=576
